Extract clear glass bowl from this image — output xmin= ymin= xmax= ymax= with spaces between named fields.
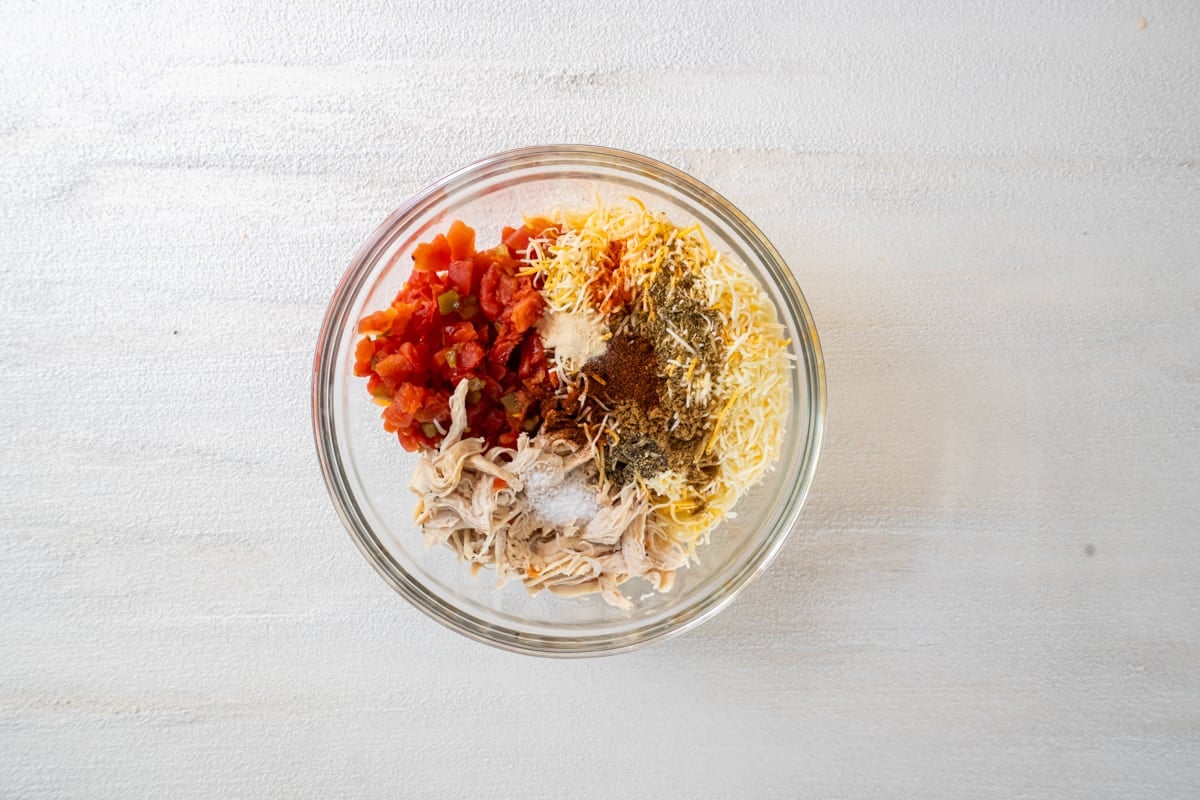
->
xmin=312 ymin=145 xmax=825 ymax=656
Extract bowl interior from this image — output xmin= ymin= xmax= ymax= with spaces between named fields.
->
xmin=315 ymin=148 xmax=822 ymax=654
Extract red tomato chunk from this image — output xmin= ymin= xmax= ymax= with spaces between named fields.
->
xmin=354 ymin=219 xmax=559 ymax=451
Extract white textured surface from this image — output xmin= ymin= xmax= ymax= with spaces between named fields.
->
xmin=3 ymin=1 xmax=1200 ymax=797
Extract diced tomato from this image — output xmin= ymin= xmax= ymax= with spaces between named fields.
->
xmin=472 ymin=249 xmax=493 ymax=272
xmin=358 ymin=308 xmax=396 ymax=335
xmin=357 ymin=219 xmax=560 ymax=451
xmin=478 ymin=263 xmax=505 ymax=321
xmin=389 ymin=302 xmax=417 ymax=337
xmin=432 ymin=346 xmax=453 ymax=373
xmin=498 ymin=272 xmax=518 ymax=308
xmin=353 ymin=337 xmax=375 ymax=376
xmin=479 ymin=405 xmax=505 ymax=433
xmin=376 ymin=342 xmax=429 ymax=390
xmin=406 ymin=267 xmax=447 ymax=295
xmin=447 ymin=259 xmax=476 ymax=296
xmin=510 ymin=290 xmax=544 ymax=333
xmin=518 ymin=336 xmax=554 ymax=399
xmin=477 ymin=375 xmax=502 ymax=403
xmin=412 ymin=390 xmax=449 ymax=424
xmin=374 ymin=353 xmax=410 ymax=390
xmin=485 ymin=360 xmax=507 ymax=382
xmin=372 ymin=337 xmax=397 ymax=359
xmin=517 ymin=335 xmax=545 ymax=381
xmin=442 ymin=320 xmax=477 ymax=345
xmin=397 ymin=383 xmax=420 ymax=412
xmin=396 ymin=427 xmax=421 ymax=452
xmin=382 ymin=394 xmax=411 ymax=433
xmin=446 ymin=220 xmax=476 ymax=261
xmin=456 ymin=341 xmax=485 ymax=371
xmin=413 ymin=234 xmax=451 ymax=272
xmin=489 ymin=322 xmax=524 ymax=370
xmin=501 ymin=218 xmax=556 ymax=254
xmin=502 ymin=226 xmax=534 ymax=253
xmin=406 ymin=299 xmax=438 ymax=339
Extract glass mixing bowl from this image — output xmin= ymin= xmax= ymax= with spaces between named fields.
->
xmin=312 ymin=145 xmax=825 ymax=656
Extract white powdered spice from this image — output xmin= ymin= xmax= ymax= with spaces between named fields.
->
xmin=536 ymin=309 xmax=608 ymax=374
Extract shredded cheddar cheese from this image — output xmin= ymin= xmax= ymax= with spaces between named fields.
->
xmin=527 ymin=200 xmax=790 ymax=553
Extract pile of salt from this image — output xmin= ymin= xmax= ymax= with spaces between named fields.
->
xmin=524 ymin=468 xmax=599 ymax=527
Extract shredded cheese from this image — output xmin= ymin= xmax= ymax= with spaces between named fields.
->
xmin=526 ymin=201 xmax=791 ymax=553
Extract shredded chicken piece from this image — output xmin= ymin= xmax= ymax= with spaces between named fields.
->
xmin=411 ymin=379 xmax=687 ymax=608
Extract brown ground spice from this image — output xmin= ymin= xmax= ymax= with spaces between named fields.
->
xmin=586 ymin=329 xmax=718 ymax=485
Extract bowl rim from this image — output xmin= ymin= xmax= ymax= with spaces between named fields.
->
xmin=312 ymin=144 xmax=826 ymax=657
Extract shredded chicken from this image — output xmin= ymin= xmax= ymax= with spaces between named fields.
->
xmin=411 ymin=379 xmax=688 ymax=608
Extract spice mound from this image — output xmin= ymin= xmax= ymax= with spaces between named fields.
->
xmin=354 ymin=202 xmax=791 ymax=607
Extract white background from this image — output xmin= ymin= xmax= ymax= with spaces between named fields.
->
xmin=3 ymin=1 xmax=1199 ymax=798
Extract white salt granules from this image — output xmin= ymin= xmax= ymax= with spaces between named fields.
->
xmin=524 ymin=467 xmax=599 ymax=527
